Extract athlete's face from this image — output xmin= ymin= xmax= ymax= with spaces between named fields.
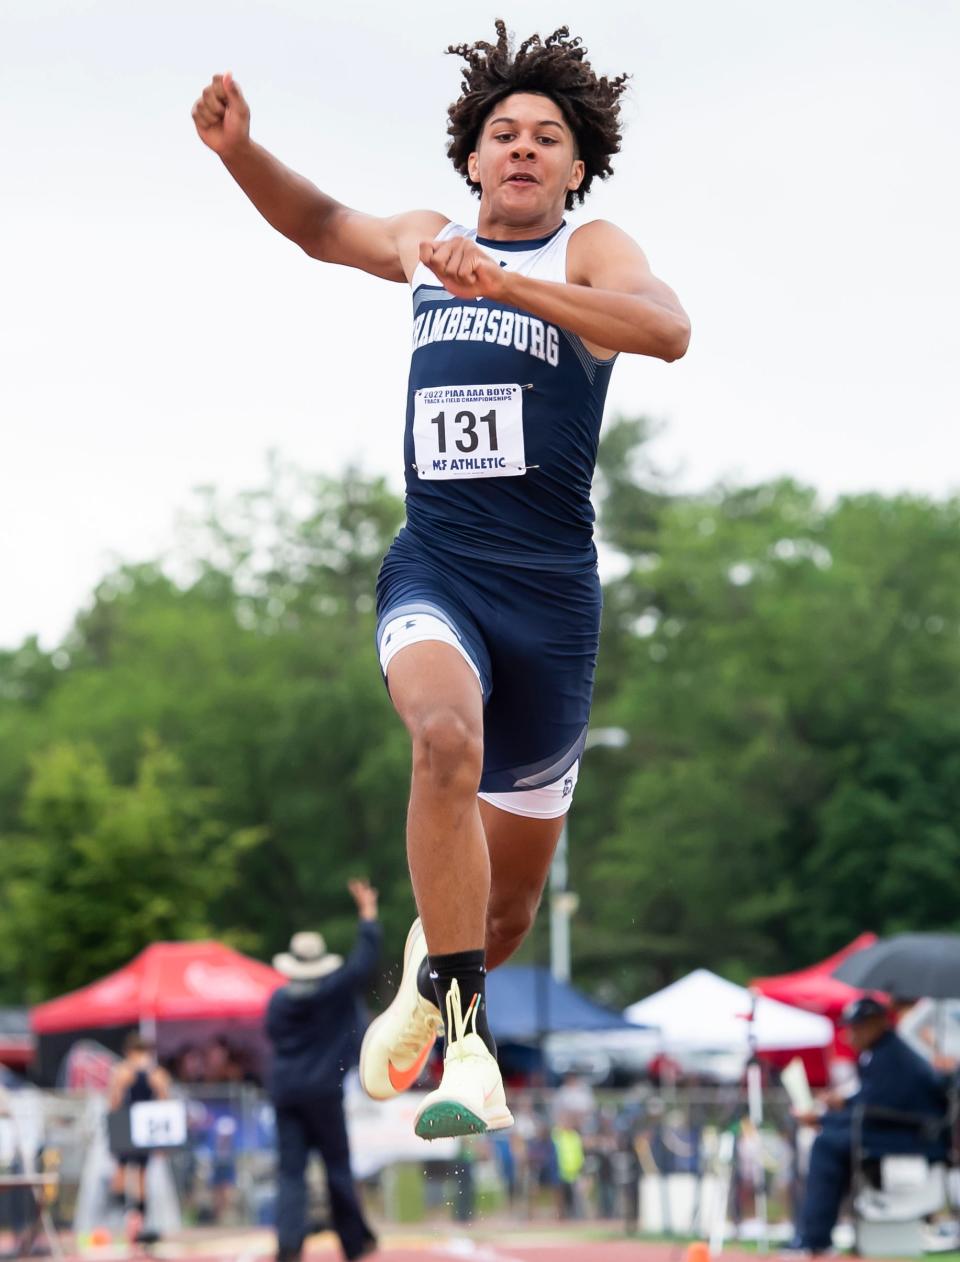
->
xmin=468 ymin=93 xmax=584 ymax=226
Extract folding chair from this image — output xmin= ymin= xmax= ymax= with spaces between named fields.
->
xmin=852 ymin=1102 xmax=952 ymax=1257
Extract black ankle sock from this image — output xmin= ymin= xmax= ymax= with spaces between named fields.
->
xmin=428 ymin=949 xmax=496 ymax=1057
xmin=416 ymin=956 xmax=436 ymax=1005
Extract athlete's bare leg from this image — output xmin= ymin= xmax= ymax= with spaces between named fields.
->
xmin=386 ymin=641 xmax=489 ymax=954
xmin=366 ymin=642 xmax=567 ymax=1133
xmin=481 ymin=802 xmax=564 ymax=969
xmin=110 ymin=1165 xmax=126 ymax=1200
xmin=388 ymin=642 xmax=566 ymax=962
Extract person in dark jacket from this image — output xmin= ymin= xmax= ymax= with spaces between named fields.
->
xmin=266 ymin=879 xmax=382 ymax=1262
xmin=788 ymin=995 xmax=949 ymax=1255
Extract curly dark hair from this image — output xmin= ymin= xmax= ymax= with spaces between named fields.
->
xmin=445 ymin=20 xmax=629 ymax=211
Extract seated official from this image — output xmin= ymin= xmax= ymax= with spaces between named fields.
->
xmin=788 ymin=996 xmax=948 ymax=1256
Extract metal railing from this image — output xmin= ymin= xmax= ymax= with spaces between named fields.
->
xmin=1 ymin=1083 xmax=804 ymax=1236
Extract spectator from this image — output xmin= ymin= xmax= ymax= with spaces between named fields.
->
xmin=895 ymin=996 xmax=959 ymax=1073
xmin=584 ymin=1112 xmax=618 ymax=1219
xmin=787 ymin=996 xmax=948 ymax=1256
xmin=450 ymin=1138 xmax=476 ymax=1223
xmin=527 ymin=1118 xmax=560 ymax=1215
xmin=266 ymin=880 xmax=381 ymax=1262
xmin=552 ymin=1115 xmax=585 ymax=1218
xmin=203 ymin=1037 xmax=234 ymax=1084
xmin=209 ymin=1115 xmax=238 ymax=1224
xmin=173 ymin=1044 xmax=205 ymax=1084
xmin=489 ymin=1130 xmax=518 ymax=1207
xmin=509 ymin=1102 xmax=539 ymax=1215
xmin=613 ymin=1114 xmax=643 ymax=1234
xmin=205 ymin=1037 xmax=239 ymax=1083
xmin=553 ymin=1073 xmax=596 ymax=1128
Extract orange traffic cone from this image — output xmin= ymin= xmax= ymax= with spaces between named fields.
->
xmin=685 ymin=1241 xmax=711 ymax=1262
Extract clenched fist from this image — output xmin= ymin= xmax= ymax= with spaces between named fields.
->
xmin=419 ymin=237 xmax=509 ymax=303
xmin=192 ymin=72 xmax=250 ymax=157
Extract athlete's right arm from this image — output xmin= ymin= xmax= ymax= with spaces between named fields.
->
xmin=192 ymin=73 xmax=446 ymax=283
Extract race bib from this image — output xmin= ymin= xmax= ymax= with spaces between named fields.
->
xmin=413 ymin=384 xmax=526 ymax=479
xmin=129 ymin=1100 xmax=187 ymax=1149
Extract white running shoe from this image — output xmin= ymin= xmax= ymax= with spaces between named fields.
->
xmin=414 ymin=978 xmax=514 ymax=1139
xmin=359 ymin=918 xmax=443 ymax=1100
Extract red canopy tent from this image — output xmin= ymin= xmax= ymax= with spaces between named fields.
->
xmin=30 ymin=941 xmax=285 ymax=1085
xmin=752 ymin=932 xmax=878 ymax=1020
xmin=751 ymin=933 xmax=878 ymax=1079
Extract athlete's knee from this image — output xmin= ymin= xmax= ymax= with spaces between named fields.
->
xmin=485 ymin=892 xmax=541 ymax=967
xmin=411 ymin=707 xmax=483 ymax=793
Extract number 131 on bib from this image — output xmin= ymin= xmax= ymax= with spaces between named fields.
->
xmin=412 ymin=384 xmax=526 ymax=479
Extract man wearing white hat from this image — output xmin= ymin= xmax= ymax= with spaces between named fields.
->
xmin=267 ymin=879 xmax=381 ymax=1262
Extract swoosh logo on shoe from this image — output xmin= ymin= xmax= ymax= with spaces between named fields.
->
xmin=387 ymin=1036 xmax=436 ymax=1093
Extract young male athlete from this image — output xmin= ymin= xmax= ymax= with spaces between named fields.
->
xmin=193 ymin=21 xmax=689 ymax=1141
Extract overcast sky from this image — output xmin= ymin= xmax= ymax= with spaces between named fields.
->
xmin=2 ymin=0 xmax=957 ymax=650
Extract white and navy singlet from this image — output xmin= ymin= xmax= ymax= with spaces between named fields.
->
xmin=402 ymin=220 xmax=616 ymax=567
xmin=376 ymin=220 xmax=619 ymax=796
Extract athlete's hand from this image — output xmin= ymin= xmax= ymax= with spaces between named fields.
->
xmin=192 ymin=73 xmax=250 ymax=157
xmin=419 ymin=237 xmax=507 ymax=303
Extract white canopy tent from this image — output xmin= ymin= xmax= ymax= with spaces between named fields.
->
xmin=624 ymin=967 xmax=834 ymax=1052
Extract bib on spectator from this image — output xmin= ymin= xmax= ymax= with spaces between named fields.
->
xmin=413 ymin=384 xmax=526 ymax=479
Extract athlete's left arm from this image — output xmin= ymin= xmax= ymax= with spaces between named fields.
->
xmin=561 ymin=220 xmax=690 ymax=360
xmin=421 ymin=220 xmax=689 ymax=361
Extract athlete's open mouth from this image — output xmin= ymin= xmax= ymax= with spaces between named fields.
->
xmin=505 ymin=172 xmax=538 ymax=184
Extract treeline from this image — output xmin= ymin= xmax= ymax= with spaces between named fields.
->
xmin=2 ymin=422 xmax=960 ymax=1007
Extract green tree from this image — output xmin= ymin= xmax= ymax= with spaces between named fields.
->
xmin=0 ymin=740 xmax=262 ymax=1000
xmin=576 ymin=425 xmax=960 ymax=1001
xmin=0 ymin=462 xmax=413 ymax=999
xmin=4 ymin=434 xmax=960 ymax=1009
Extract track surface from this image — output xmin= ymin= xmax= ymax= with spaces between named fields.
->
xmin=52 ymin=1235 xmax=766 ymax=1262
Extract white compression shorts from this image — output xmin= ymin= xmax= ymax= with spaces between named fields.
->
xmin=377 ymin=611 xmax=580 ymax=819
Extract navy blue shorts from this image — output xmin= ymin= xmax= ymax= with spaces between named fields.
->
xmin=375 ymin=528 xmax=601 ymax=795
